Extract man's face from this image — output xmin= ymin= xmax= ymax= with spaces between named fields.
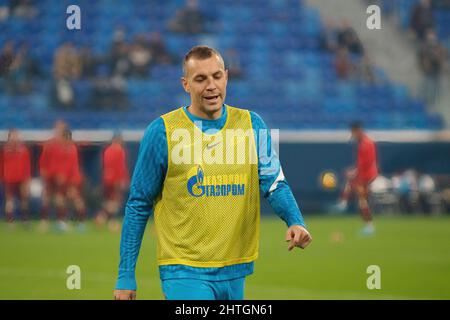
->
xmin=54 ymin=121 xmax=67 ymax=139
xmin=351 ymin=128 xmax=363 ymax=141
xmin=182 ymin=55 xmax=228 ymax=116
xmin=8 ymin=131 xmax=19 ymax=143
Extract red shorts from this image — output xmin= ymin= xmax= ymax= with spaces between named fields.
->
xmin=4 ymin=182 xmax=27 ymax=199
xmin=103 ymin=183 xmax=123 ymax=201
xmin=349 ymin=176 xmax=376 ymax=198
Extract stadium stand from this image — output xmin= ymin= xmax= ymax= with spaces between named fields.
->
xmin=383 ymin=0 xmax=450 ymax=45
xmin=0 ymin=0 xmax=445 ymax=130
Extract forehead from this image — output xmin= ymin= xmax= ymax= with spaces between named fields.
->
xmin=185 ymin=55 xmax=225 ymax=76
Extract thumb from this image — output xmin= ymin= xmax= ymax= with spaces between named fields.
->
xmin=285 ymin=229 xmax=295 ymax=251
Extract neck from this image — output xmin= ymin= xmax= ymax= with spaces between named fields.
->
xmin=357 ymin=133 xmax=365 ymax=142
xmin=188 ymin=104 xmax=222 ymax=120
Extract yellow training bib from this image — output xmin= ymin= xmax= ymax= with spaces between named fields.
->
xmin=154 ymin=105 xmax=260 ymax=267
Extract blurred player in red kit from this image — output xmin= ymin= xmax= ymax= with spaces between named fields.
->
xmin=337 ymin=122 xmax=378 ymax=235
xmin=95 ymin=133 xmax=129 ymax=232
xmin=1 ymin=129 xmax=31 ymax=226
xmin=39 ymin=120 xmax=69 ymax=232
xmin=63 ymin=129 xmax=87 ymax=232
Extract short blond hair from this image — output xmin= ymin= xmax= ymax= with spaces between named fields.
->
xmin=183 ymin=45 xmax=225 ymax=75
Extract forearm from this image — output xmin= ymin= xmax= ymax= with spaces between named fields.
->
xmin=267 ymin=181 xmax=306 ymax=228
xmin=115 ymin=117 xmax=167 ymax=290
xmin=116 ymin=197 xmax=151 ymax=290
xmin=250 ymin=111 xmax=306 ymax=228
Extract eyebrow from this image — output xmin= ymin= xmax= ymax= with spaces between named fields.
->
xmin=193 ymin=70 xmax=223 ymax=79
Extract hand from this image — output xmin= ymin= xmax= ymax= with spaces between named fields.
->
xmin=114 ymin=290 xmax=136 ymax=300
xmin=285 ymin=225 xmax=312 ymax=251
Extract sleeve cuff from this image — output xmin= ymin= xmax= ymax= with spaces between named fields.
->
xmin=286 ymin=217 xmax=306 ymax=229
xmin=115 ymin=270 xmax=137 ymax=291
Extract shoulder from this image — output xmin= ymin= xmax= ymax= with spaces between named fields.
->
xmin=364 ymin=135 xmax=376 ymax=146
xmin=225 ymin=105 xmax=268 ymax=126
xmin=144 ymin=116 xmax=166 ymax=135
xmin=20 ymin=144 xmax=30 ymax=153
xmin=140 ymin=117 xmax=167 ymax=146
xmin=249 ymin=111 xmax=269 ymax=130
xmin=359 ymin=136 xmax=375 ymax=150
xmin=104 ymin=144 xmax=112 ymax=152
xmin=43 ymin=138 xmax=54 ymax=147
xmin=160 ymin=107 xmax=184 ymax=122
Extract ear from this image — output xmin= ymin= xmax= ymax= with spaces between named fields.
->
xmin=224 ymin=69 xmax=229 ymax=82
xmin=181 ymin=77 xmax=189 ymax=93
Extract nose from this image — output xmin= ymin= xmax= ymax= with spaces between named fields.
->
xmin=205 ymin=77 xmax=217 ymax=91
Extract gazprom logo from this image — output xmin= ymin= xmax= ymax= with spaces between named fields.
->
xmin=187 ymin=165 xmax=246 ymax=198
xmin=187 ymin=165 xmax=205 ymax=197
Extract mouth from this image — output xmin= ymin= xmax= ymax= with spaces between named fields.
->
xmin=203 ymin=94 xmax=220 ymax=104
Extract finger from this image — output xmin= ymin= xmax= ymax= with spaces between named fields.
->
xmin=300 ymin=231 xmax=310 ymax=244
xmin=299 ymin=231 xmax=311 ymax=242
xmin=293 ymin=230 xmax=301 ymax=245
xmin=285 ymin=229 xmax=293 ymax=242
xmin=288 ymin=234 xmax=296 ymax=250
xmin=300 ymin=235 xmax=312 ymax=249
xmin=303 ymin=238 xmax=312 ymax=249
xmin=288 ymin=239 xmax=295 ymax=251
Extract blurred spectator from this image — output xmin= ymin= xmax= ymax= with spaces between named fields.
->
xmin=395 ymin=169 xmax=419 ymax=214
xmin=418 ymin=30 xmax=448 ymax=106
xmin=148 ymin=32 xmax=177 ymax=65
xmin=334 ymin=47 xmax=355 ymax=79
xmin=417 ymin=172 xmax=436 ymax=214
xmin=6 ymin=43 xmax=32 ymax=94
xmin=90 ymin=68 xmax=129 ymax=110
xmin=168 ymin=0 xmax=208 ymax=34
xmin=409 ymin=0 xmax=434 ymax=40
xmin=0 ymin=41 xmax=15 ymax=78
xmin=337 ymin=20 xmax=364 ymax=55
xmin=224 ymin=48 xmax=243 ymax=79
xmin=2 ymin=42 xmax=38 ymax=94
xmin=79 ymin=47 xmax=99 ymax=79
xmin=128 ymin=34 xmax=152 ymax=78
xmin=108 ymin=26 xmax=131 ymax=77
xmin=109 ymin=45 xmax=131 ymax=78
xmin=319 ymin=18 xmax=338 ymax=53
xmin=357 ymin=54 xmax=377 ymax=84
xmin=53 ymin=42 xmax=82 ymax=80
xmin=442 ymin=189 xmax=450 ymax=213
xmin=52 ymin=42 xmax=81 ymax=109
xmin=9 ymin=0 xmax=37 ymax=19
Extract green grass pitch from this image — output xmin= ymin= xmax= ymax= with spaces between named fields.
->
xmin=1 ymin=215 xmax=450 ymax=299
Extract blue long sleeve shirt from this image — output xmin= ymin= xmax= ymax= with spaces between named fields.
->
xmin=116 ymin=104 xmax=306 ymax=290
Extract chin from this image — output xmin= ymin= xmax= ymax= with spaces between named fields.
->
xmin=204 ymin=101 xmax=223 ymax=113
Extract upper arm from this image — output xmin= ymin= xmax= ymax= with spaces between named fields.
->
xmin=250 ymin=111 xmax=284 ymax=196
xmin=128 ymin=117 xmax=168 ymax=206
